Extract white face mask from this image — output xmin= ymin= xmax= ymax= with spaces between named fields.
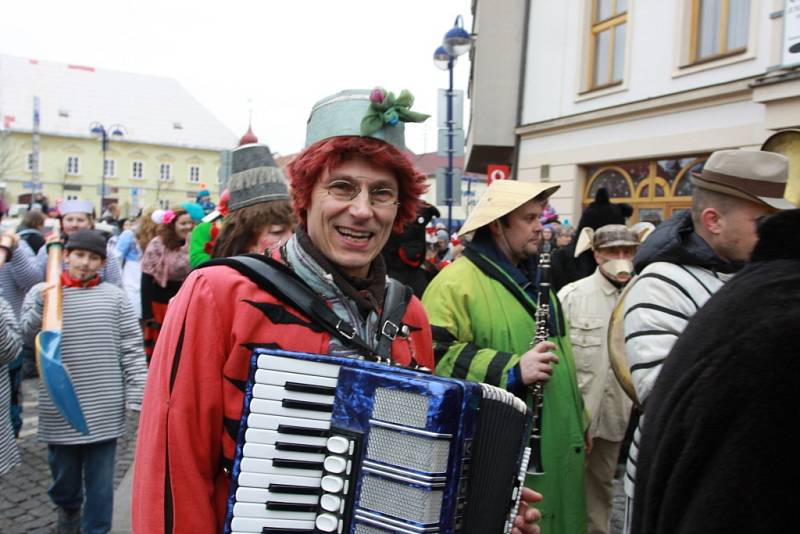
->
xmin=602 ymin=258 xmax=634 ymax=279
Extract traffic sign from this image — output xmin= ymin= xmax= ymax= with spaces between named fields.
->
xmin=435 ymin=167 xmax=463 ymax=206
xmin=22 ymin=181 xmax=43 ymax=191
xmin=487 ymin=164 xmax=511 ymax=184
xmin=437 ymin=129 xmax=465 ymax=157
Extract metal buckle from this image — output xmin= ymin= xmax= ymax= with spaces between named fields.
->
xmin=335 ymin=320 xmax=356 ymax=340
xmin=382 ymin=321 xmax=409 ymax=340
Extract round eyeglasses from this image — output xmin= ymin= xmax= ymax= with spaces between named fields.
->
xmin=324 ymin=179 xmax=400 ymax=207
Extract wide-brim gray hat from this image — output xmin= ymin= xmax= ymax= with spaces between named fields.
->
xmin=691 ymin=149 xmax=795 ymax=210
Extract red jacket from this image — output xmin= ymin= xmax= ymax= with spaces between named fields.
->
xmin=132 ymin=264 xmax=433 ymax=533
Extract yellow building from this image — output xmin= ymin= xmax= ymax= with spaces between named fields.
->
xmin=0 ymin=54 xmax=237 ymax=216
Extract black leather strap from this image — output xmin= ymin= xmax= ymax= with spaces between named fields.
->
xmin=200 ymin=254 xmax=411 ymax=362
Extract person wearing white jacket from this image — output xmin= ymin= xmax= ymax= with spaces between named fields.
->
xmin=559 ymin=224 xmax=648 ymax=534
xmin=620 ymin=149 xmax=795 ymax=533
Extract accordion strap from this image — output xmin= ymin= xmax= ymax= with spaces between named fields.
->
xmin=200 ymin=254 xmax=409 ymax=363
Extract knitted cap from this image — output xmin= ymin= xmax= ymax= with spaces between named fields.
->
xmin=226 ymin=142 xmax=289 ymax=212
xmin=228 ymin=166 xmax=289 ymax=212
xmin=65 ymin=229 xmax=107 ymax=259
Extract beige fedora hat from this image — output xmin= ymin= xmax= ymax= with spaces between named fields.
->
xmin=458 ymin=180 xmax=560 ymax=237
xmin=691 ymin=149 xmax=795 ymax=210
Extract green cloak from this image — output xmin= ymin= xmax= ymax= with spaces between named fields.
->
xmin=422 ymin=251 xmax=587 ymax=534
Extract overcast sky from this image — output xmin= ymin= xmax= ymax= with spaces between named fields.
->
xmin=1 ymin=0 xmax=473 ymax=157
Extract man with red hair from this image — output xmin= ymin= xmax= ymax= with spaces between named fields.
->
xmin=133 ymin=88 xmax=544 ymax=534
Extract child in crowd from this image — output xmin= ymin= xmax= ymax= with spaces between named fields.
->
xmin=21 ymin=229 xmax=147 ymax=534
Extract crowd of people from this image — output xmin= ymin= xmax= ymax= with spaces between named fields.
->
xmin=0 ymin=85 xmax=796 ymax=534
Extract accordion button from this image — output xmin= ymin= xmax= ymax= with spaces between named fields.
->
xmin=316 ymin=512 xmax=338 ymax=532
xmin=327 ymin=436 xmax=349 ymax=455
xmin=324 ymin=455 xmax=347 ymax=474
xmin=321 ymin=475 xmax=344 ymax=493
xmin=320 ymin=493 xmax=341 ymax=512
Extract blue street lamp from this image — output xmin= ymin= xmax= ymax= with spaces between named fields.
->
xmin=89 ymin=122 xmax=125 ymax=211
xmin=433 ymin=15 xmax=471 ymax=234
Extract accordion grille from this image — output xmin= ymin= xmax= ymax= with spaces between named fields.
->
xmin=354 ymin=525 xmax=391 ymax=534
xmin=359 ymin=474 xmax=443 ymax=525
xmin=366 ymin=426 xmax=450 ymax=473
xmin=372 ymin=387 xmax=429 ymax=428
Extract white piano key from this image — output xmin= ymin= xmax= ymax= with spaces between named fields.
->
xmin=257 ymin=354 xmax=341 ymax=378
xmin=249 ymin=399 xmax=333 ymax=421
xmin=326 ymin=436 xmax=349 ymax=455
xmin=233 ymin=502 xmax=316 ymax=521
xmin=245 ymin=428 xmax=328 ymax=447
xmin=320 ymin=475 xmax=344 ymax=493
xmin=231 ymin=517 xmax=315 ymax=532
xmin=234 ymin=487 xmax=319 ymax=505
xmin=246 ymin=413 xmax=331 ymax=432
xmin=253 ymin=383 xmax=335 ymax=405
xmin=254 ymin=368 xmax=338 ymax=389
xmin=237 ymin=471 xmax=322 ymax=490
xmin=320 ymin=494 xmax=341 ymax=513
xmin=241 ymin=443 xmax=324 ymax=463
xmin=239 ymin=456 xmax=326 ymax=478
xmin=315 ymin=513 xmax=339 ymax=532
xmin=323 ymin=456 xmax=347 ymax=474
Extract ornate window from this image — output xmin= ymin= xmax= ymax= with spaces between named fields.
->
xmin=584 ymin=155 xmax=709 ymax=224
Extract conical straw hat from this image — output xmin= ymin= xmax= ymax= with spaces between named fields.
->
xmin=458 ymin=180 xmax=560 ymax=237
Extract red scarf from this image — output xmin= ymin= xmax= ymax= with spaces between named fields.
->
xmin=60 ymin=272 xmax=101 ymax=288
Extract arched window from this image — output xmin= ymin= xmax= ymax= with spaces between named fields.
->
xmin=584 ymin=154 xmax=708 ymax=223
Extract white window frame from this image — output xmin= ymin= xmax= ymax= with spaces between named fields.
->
xmin=159 ymin=163 xmax=172 ymax=182
xmin=158 ymin=199 xmax=170 ymax=209
xmin=66 ymin=156 xmax=80 ymax=176
xmin=132 ymin=161 xmax=144 ymax=180
xmin=188 ymin=165 xmax=201 ymax=184
xmin=103 ymin=158 xmax=117 ymax=178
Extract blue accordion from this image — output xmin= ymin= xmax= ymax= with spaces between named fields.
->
xmin=224 ymin=348 xmax=532 ymax=534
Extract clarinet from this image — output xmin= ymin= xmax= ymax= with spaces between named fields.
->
xmin=526 ymin=252 xmax=551 ymax=475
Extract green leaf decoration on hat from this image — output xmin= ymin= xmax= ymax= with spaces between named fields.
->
xmin=361 ymin=87 xmax=430 ymax=137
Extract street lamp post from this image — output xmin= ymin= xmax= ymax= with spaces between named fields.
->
xmin=434 ymin=15 xmax=471 ymax=234
xmin=89 ymin=122 xmax=125 ymax=212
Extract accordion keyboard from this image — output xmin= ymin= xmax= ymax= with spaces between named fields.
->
xmin=225 ymin=349 xmax=531 ymax=534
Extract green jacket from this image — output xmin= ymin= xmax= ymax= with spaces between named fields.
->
xmin=422 ymin=250 xmax=587 ymax=534
xmin=188 ymin=220 xmax=220 ymax=268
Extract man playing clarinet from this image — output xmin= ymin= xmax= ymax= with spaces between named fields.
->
xmin=423 ymin=179 xmax=588 ymax=534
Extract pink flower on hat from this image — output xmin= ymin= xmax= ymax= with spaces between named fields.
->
xmin=161 ymin=209 xmax=176 ymax=225
xmin=369 ymin=87 xmax=386 ymax=104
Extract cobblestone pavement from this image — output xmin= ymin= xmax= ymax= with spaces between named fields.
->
xmin=0 ymin=378 xmax=139 ymax=534
xmin=2 ymin=377 xmax=626 ymax=534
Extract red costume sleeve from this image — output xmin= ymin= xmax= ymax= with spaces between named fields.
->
xmin=132 ymin=271 xmax=230 ymax=534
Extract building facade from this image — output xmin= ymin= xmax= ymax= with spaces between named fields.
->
xmin=0 ymin=55 xmax=237 ymax=216
xmin=466 ymin=0 xmax=800 ymax=225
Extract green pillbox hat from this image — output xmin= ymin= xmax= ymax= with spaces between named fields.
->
xmin=304 ymin=88 xmax=429 ymax=151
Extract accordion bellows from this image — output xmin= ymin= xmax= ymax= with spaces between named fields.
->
xmin=224 ymin=349 xmax=532 ymax=534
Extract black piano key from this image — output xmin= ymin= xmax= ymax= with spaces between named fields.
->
xmin=267 ymin=483 xmax=321 ymax=496
xmin=275 ymin=442 xmax=328 ymax=454
xmin=281 ymin=399 xmax=333 ymax=413
xmin=284 ymin=381 xmax=336 ymax=395
xmin=272 ymin=459 xmax=325 ymax=471
xmin=266 ymin=501 xmax=319 ymax=513
xmin=277 ymin=424 xmax=329 ymax=438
